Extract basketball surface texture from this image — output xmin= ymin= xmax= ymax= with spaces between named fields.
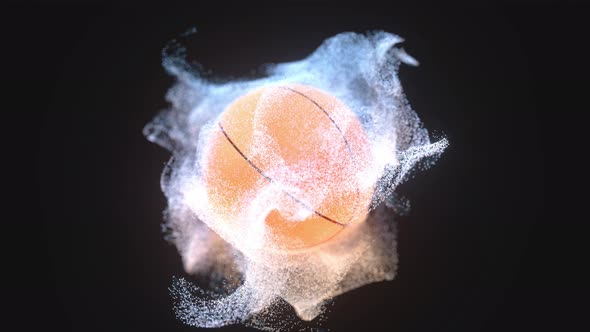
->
xmin=202 ymin=83 xmax=374 ymax=251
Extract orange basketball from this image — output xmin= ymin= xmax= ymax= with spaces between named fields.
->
xmin=202 ymin=83 xmax=374 ymax=251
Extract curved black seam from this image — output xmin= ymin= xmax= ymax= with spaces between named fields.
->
xmin=280 ymin=86 xmax=354 ymax=157
xmin=281 ymin=86 xmax=362 ymax=223
xmin=218 ymin=122 xmax=346 ymax=227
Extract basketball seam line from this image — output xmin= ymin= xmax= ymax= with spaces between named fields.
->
xmin=281 ymin=86 xmax=363 ymax=223
xmin=280 ymin=86 xmax=354 ymax=157
xmin=218 ymin=122 xmax=346 ymax=227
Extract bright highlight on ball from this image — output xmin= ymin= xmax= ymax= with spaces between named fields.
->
xmin=203 ymin=84 xmax=374 ymax=250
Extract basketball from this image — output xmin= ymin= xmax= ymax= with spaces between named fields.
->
xmin=202 ymin=83 xmax=374 ymax=251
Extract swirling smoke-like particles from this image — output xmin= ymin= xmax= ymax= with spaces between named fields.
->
xmin=143 ymin=31 xmax=448 ymax=331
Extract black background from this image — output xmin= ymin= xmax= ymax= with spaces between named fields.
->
xmin=5 ymin=2 xmax=573 ymax=331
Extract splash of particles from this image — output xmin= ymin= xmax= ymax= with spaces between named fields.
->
xmin=144 ymin=31 xmax=448 ymax=330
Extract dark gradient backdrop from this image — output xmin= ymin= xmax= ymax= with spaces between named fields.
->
xmin=6 ymin=3 xmax=569 ymax=331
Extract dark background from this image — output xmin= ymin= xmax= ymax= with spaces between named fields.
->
xmin=5 ymin=2 xmax=573 ymax=331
